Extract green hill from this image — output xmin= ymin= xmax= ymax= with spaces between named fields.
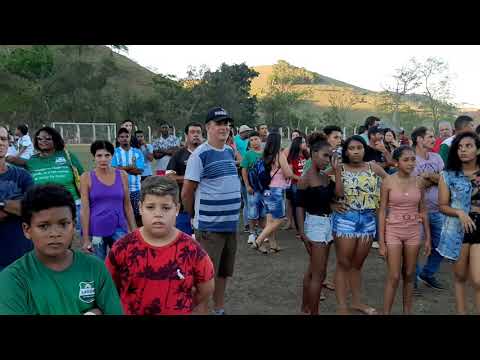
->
xmin=250 ymin=63 xmax=423 ymax=113
xmin=0 ymin=45 xmax=156 ymax=97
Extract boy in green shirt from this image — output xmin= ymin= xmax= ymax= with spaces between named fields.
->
xmin=0 ymin=184 xmax=123 ymax=315
xmin=240 ymin=131 xmax=266 ymax=245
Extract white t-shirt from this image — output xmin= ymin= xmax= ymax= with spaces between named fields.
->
xmin=17 ymin=135 xmax=34 ymax=160
xmin=7 ymin=146 xmax=17 ymax=157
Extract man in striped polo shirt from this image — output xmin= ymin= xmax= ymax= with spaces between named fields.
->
xmin=112 ymin=127 xmax=145 ymax=226
xmin=182 ymin=107 xmax=241 ymax=315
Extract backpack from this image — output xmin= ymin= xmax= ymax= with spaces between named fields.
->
xmin=248 ymin=158 xmax=280 ymax=193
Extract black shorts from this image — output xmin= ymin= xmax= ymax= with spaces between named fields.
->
xmin=463 ymin=213 xmax=480 ymax=244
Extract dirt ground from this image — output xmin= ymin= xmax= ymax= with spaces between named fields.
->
xmin=224 ymin=227 xmax=465 ymax=315
xmin=73 ymin=224 xmax=472 ymax=315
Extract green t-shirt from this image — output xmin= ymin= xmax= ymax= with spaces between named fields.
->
xmin=240 ymin=150 xmax=262 ymax=169
xmin=439 ymin=143 xmax=450 ymax=165
xmin=26 ymin=150 xmax=84 ymax=200
xmin=0 ymin=250 xmax=123 ymax=315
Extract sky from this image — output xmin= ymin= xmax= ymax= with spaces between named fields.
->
xmin=125 ymin=45 xmax=480 ymax=108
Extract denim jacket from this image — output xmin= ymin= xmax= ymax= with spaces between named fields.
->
xmin=437 ymin=170 xmax=472 ymax=261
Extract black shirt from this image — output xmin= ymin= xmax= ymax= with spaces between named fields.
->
xmin=167 ymin=147 xmax=192 ymax=212
xmin=364 ymin=145 xmax=385 ymax=164
xmin=296 ymin=181 xmax=336 ymax=216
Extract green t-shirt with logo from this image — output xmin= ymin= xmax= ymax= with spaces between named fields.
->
xmin=26 ymin=150 xmax=84 ymax=201
xmin=240 ymin=150 xmax=263 ymax=169
xmin=0 ymin=250 xmax=123 ymax=315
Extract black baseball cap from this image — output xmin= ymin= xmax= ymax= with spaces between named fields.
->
xmin=205 ymin=107 xmax=233 ymax=124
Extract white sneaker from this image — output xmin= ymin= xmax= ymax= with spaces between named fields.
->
xmin=247 ymin=233 xmax=256 ymax=245
xmin=371 ymin=241 xmax=379 ymax=249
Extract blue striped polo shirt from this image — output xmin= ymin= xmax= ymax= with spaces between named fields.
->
xmin=111 ymin=147 xmax=145 ymax=193
xmin=184 ymin=142 xmax=241 ymax=232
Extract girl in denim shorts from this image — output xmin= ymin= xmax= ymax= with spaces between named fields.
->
xmin=252 ymin=132 xmax=294 ymax=254
xmin=438 ymin=132 xmax=480 ymax=314
xmin=296 ymin=132 xmax=342 ymax=315
xmin=332 ymin=135 xmax=387 ymax=315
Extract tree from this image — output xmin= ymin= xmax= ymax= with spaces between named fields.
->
xmin=198 ymin=63 xmax=259 ymax=125
xmin=257 ymin=60 xmax=312 ymax=127
xmin=416 ymin=57 xmax=455 ymax=129
xmin=381 ymin=59 xmax=422 ymax=128
xmin=325 ymin=89 xmax=364 ymax=128
xmin=109 ymin=45 xmax=129 ymax=55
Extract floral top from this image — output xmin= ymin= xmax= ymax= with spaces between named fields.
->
xmin=341 ymin=163 xmax=381 ymax=210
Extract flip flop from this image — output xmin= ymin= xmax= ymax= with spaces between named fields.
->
xmin=322 ymin=281 xmax=335 ymax=291
xmin=251 ymin=241 xmax=268 ymax=254
xmin=268 ymin=246 xmax=283 ymax=253
xmin=352 ymin=306 xmax=378 ymax=315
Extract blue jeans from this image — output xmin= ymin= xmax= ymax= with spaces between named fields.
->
xmin=176 ymin=211 xmax=193 ymax=235
xmin=241 ymin=182 xmax=249 ymax=227
xmin=92 ymin=228 xmax=127 ymax=260
xmin=417 ymin=212 xmax=444 ymax=279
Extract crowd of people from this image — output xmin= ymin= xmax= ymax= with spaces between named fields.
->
xmin=0 ymin=109 xmax=480 ymax=316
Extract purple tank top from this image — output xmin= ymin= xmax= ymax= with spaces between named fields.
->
xmin=89 ymin=169 xmax=128 ymax=236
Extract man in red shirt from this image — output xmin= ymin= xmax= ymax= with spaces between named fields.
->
xmin=106 ymin=176 xmax=214 ymax=315
xmin=432 ymin=121 xmax=453 ymax=153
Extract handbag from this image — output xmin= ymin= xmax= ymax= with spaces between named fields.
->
xmin=64 ymin=149 xmax=81 ymax=196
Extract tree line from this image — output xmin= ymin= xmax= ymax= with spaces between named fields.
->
xmin=0 ymin=46 xmax=457 ymax=136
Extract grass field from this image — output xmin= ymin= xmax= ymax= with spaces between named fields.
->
xmin=67 ymin=144 xmax=93 ymax=171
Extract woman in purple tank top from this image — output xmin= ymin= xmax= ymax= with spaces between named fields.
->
xmin=80 ymin=140 xmax=136 ymax=259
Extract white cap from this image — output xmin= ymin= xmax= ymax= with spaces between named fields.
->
xmin=239 ymin=125 xmax=253 ymax=133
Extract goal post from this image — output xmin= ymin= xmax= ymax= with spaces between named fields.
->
xmin=51 ymin=122 xmax=117 ymax=144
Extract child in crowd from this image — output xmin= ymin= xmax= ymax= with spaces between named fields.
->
xmin=378 ymin=146 xmax=431 ymax=315
xmin=0 ymin=185 xmax=123 ymax=315
xmin=106 ymin=176 xmax=215 ymax=315
xmin=241 ymin=131 xmax=266 ymax=245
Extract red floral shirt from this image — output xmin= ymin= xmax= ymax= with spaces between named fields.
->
xmin=106 ymin=229 xmax=214 ymax=315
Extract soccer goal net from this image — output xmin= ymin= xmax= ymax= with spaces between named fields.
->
xmin=51 ymin=122 xmax=118 ymax=144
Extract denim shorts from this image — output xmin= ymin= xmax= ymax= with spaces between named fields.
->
xmin=332 ymin=209 xmax=377 ymax=238
xmin=262 ymin=187 xmax=286 ymax=220
xmin=92 ymin=227 xmax=128 ymax=260
xmin=304 ymin=213 xmax=333 ymax=244
xmin=247 ymin=191 xmax=266 ymax=220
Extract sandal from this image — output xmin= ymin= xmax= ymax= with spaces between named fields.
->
xmin=269 ymin=246 xmax=283 ymax=253
xmin=251 ymin=240 xmax=268 ymax=254
xmin=322 ymin=281 xmax=335 ymax=291
xmin=351 ymin=305 xmax=378 ymax=315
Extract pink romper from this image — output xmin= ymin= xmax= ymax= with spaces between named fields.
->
xmin=385 ymin=182 xmax=422 ymax=246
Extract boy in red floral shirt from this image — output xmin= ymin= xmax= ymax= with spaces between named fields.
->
xmin=106 ymin=176 xmax=214 ymax=315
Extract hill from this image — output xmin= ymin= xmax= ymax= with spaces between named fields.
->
xmin=250 ymin=63 xmax=480 ymax=120
xmin=0 ymin=45 xmax=157 ymax=100
xmin=251 ymin=63 xmax=423 ymax=112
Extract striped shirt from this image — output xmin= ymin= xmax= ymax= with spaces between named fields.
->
xmin=184 ymin=142 xmax=241 ymax=232
xmin=112 ymin=147 xmax=145 ymax=193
